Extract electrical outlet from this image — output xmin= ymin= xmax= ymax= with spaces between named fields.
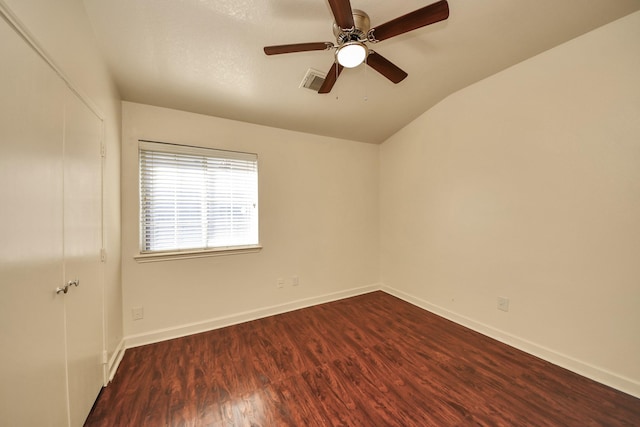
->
xmin=292 ymin=275 xmax=299 ymax=286
xmin=497 ymin=297 xmax=509 ymax=312
xmin=132 ymin=306 xmax=144 ymax=320
xmin=277 ymin=278 xmax=285 ymax=289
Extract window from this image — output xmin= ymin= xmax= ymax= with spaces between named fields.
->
xmin=139 ymin=140 xmax=259 ymax=257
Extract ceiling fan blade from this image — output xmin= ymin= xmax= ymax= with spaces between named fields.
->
xmin=318 ymin=62 xmax=344 ymax=94
xmin=370 ymin=0 xmax=449 ymax=42
xmin=328 ymin=0 xmax=355 ymax=30
xmin=366 ymin=52 xmax=408 ymax=84
xmin=264 ymin=42 xmax=333 ymax=55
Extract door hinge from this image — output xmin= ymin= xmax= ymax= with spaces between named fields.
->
xmin=100 ymin=143 xmax=106 ymax=158
xmin=100 ymin=248 xmax=107 ymax=262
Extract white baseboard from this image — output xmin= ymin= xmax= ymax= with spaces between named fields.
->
xmin=106 ymin=339 xmax=126 ymax=383
xmin=115 ymin=283 xmax=638 ymax=399
xmin=381 ymin=285 xmax=640 ymax=399
xmin=124 ymin=284 xmax=381 ymax=349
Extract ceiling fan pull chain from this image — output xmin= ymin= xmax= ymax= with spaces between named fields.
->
xmin=363 ymin=55 xmax=368 ymax=102
xmin=334 ymin=63 xmax=340 ymax=100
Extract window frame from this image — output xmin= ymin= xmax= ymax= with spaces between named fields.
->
xmin=135 ymin=140 xmax=261 ymax=262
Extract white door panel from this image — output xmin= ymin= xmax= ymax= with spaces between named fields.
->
xmin=0 ymin=15 xmax=68 ymax=427
xmin=63 ymin=90 xmax=104 ymax=427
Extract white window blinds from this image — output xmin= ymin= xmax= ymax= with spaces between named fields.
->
xmin=139 ymin=141 xmax=259 ymax=253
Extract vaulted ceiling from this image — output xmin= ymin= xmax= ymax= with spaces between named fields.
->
xmin=83 ymin=0 xmax=640 ymax=143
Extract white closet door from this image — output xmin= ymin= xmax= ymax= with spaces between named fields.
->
xmin=0 ymin=12 xmax=105 ymax=426
xmin=63 ymin=90 xmax=104 ymax=427
xmin=0 ymin=15 xmax=68 ymax=427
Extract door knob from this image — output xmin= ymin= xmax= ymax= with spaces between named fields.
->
xmin=56 ymin=279 xmax=80 ymax=295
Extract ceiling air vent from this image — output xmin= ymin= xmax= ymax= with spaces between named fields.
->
xmin=300 ymin=68 xmax=326 ymax=92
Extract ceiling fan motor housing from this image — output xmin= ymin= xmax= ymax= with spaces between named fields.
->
xmin=333 ymin=9 xmax=371 ymax=45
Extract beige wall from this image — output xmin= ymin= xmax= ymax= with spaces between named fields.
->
xmin=380 ymin=12 xmax=640 ymax=396
xmin=3 ymin=0 xmax=123 ymax=363
xmin=121 ymin=102 xmax=379 ymax=342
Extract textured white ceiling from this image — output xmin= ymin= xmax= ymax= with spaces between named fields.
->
xmin=83 ymin=0 xmax=640 ymax=143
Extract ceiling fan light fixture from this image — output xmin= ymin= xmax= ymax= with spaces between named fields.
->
xmin=336 ymin=42 xmax=367 ymax=68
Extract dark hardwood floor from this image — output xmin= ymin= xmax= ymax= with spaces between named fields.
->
xmin=85 ymin=291 xmax=640 ymax=426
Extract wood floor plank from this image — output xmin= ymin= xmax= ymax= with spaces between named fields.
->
xmin=86 ymin=292 xmax=640 ymax=426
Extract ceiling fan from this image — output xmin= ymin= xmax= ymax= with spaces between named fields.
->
xmin=263 ymin=0 xmax=450 ymax=94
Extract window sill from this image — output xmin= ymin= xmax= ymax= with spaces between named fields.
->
xmin=134 ymin=245 xmax=262 ymax=263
